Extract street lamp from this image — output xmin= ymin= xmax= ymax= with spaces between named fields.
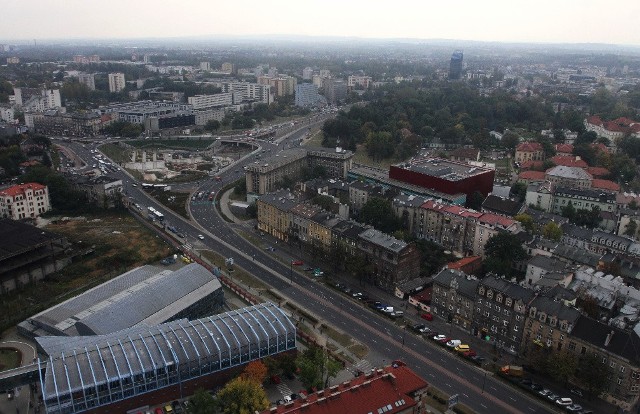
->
xmin=290 ymin=260 xmax=293 ymax=285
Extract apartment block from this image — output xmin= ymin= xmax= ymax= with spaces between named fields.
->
xmin=0 ymin=183 xmax=51 ymax=220
xmin=108 ymin=72 xmax=126 ymax=93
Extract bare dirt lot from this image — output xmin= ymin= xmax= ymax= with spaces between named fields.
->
xmin=0 ymin=212 xmax=172 ymax=332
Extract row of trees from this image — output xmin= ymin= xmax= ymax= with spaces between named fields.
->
xmin=527 ymin=350 xmax=611 ymax=399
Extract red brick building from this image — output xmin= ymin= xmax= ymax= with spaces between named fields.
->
xmin=389 ymin=158 xmax=494 ymax=204
xmin=261 ymin=363 xmax=429 ymax=414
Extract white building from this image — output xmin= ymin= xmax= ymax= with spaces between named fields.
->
xmin=0 ymin=183 xmax=51 ymax=220
xmin=302 ymin=67 xmax=314 ymax=80
xmin=13 ymin=88 xmax=61 ymax=112
xmin=348 ymin=75 xmax=372 ymax=89
xmin=188 ymin=93 xmax=234 ymax=110
xmin=108 ymin=73 xmax=126 ymax=93
xmin=78 ymin=73 xmax=96 ymax=91
xmin=0 ymin=106 xmax=14 ymax=123
xmin=199 ymin=62 xmax=210 ymax=71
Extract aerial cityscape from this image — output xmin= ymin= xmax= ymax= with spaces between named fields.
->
xmin=1 ymin=2 xmax=640 ymax=414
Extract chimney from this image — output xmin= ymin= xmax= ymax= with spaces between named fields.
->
xmin=605 ymin=330 xmax=615 ymax=347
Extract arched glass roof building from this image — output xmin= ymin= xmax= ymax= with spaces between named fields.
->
xmin=36 ymin=302 xmax=296 ymax=414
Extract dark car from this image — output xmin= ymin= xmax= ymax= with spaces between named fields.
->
xmin=411 ymin=324 xmax=426 ymax=333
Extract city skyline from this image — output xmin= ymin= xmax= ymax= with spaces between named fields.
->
xmin=3 ymin=0 xmax=640 ymax=46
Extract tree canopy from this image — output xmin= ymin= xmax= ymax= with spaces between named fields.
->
xmin=484 ymin=232 xmax=528 ymax=278
xmin=296 ymin=345 xmax=341 ymax=391
xmin=358 ymin=197 xmax=402 ymax=234
xmin=187 ymin=388 xmax=216 ymax=414
xmin=216 ymin=377 xmax=269 ymax=414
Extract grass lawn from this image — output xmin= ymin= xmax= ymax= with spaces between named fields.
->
xmin=146 ymin=189 xmax=191 ymax=219
xmin=0 ymin=348 xmax=21 ymax=371
xmin=99 ymin=143 xmax=130 ymax=164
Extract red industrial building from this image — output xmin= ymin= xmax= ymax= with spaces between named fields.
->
xmin=389 ymin=158 xmax=494 ymax=204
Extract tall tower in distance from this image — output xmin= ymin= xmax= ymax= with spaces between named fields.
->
xmin=108 ymin=72 xmax=125 ymax=93
xmin=449 ymin=51 xmax=463 ymax=80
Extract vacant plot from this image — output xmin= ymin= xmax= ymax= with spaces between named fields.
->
xmin=0 ymin=348 xmax=21 ymax=371
xmin=99 ymin=143 xmax=130 ymax=164
xmin=0 ymin=212 xmax=172 ymax=332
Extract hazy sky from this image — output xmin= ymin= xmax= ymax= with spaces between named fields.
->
xmin=3 ymin=0 xmax=640 ymax=45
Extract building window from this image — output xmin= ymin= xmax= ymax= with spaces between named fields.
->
xmin=621 ymin=366 xmax=626 ymax=373
xmin=568 ymin=341 xmax=576 ymax=351
xmin=611 ymin=361 xmax=617 ymax=369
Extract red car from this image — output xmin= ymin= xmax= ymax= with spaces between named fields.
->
xmin=291 ymin=260 xmax=304 ymax=266
xmin=271 ymin=375 xmax=281 ymax=384
xmin=155 ymin=408 xmax=164 ymax=414
xmin=421 ymin=313 xmax=433 ymax=321
xmin=463 ymin=350 xmax=477 ymax=358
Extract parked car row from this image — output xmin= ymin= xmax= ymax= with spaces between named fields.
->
xmin=331 ymin=282 xmax=405 ymax=318
xmin=517 ymin=378 xmax=592 ymax=413
xmin=425 ymin=333 xmax=486 ymax=365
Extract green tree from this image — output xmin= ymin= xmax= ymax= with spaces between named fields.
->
xmin=216 ymin=377 xmax=269 ymax=414
xmin=514 ymin=214 xmax=534 ymax=233
xmin=187 ymin=388 xmax=217 ymax=414
xmin=510 ymin=182 xmax=527 ymax=202
xmin=561 ymin=201 xmax=576 ymax=221
xmin=572 ymin=206 xmax=602 ymax=229
xmin=358 ymin=197 xmax=402 ymax=234
xmin=312 ymin=194 xmax=334 ymax=212
xmin=204 ymin=119 xmax=221 ymax=132
xmin=484 ymin=232 xmax=528 ymax=278
xmin=501 ymin=130 xmax=520 ymax=150
xmin=366 ymin=131 xmax=395 ymax=161
xmin=542 ymin=222 xmax=563 ymax=241
xmin=296 ymin=345 xmax=342 ymax=391
xmin=576 ymin=353 xmax=611 ymax=398
xmin=545 ymin=352 xmax=577 ymax=387
xmin=467 ymin=191 xmax=485 ymax=211
xmin=20 ymin=165 xmax=89 ymax=213
xmin=624 ymin=219 xmax=638 ymax=237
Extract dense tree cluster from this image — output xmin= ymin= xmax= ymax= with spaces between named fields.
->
xmin=321 ymin=81 xmax=554 ymax=160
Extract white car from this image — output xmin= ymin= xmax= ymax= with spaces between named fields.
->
xmin=198 ymin=234 xmax=205 ymax=240
xmin=555 ymin=397 xmax=573 ymax=406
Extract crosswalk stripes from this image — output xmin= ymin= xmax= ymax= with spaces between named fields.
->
xmin=276 ymin=383 xmax=292 ymax=397
xmin=352 ymin=359 xmax=372 ymax=374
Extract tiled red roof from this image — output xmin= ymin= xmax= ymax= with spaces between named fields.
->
xmin=554 ymin=144 xmax=574 ymax=154
xmin=516 ymin=141 xmax=543 ymax=152
xmin=261 ymin=365 xmax=428 ymax=414
xmin=592 ymin=179 xmax=620 ymax=192
xmin=518 ymin=171 xmax=546 ymax=181
xmin=448 ymin=256 xmax=482 ymax=270
xmin=550 ymin=155 xmax=588 ymax=169
xmin=478 ymin=212 xmax=516 ymax=228
xmin=586 ymin=115 xmax=603 ymax=126
xmin=590 ymin=143 xmax=609 ymax=154
xmin=520 ymin=160 xmax=544 ymax=170
xmin=585 ymin=166 xmax=610 ymax=178
xmin=19 ymin=160 xmax=40 ymax=167
xmin=587 ymin=116 xmax=640 ymax=133
xmin=0 ymin=182 xmax=46 ymax=197
xmin=443 ymin=204 xmax=483 ymax=219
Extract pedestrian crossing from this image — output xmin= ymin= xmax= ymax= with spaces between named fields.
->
xmin=277 ymin=383 xmax=292 ymax=398
xmin=352 ymin=359 xmax=373 ymax=375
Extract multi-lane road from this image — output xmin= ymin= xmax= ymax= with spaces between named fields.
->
xmin=55 ymin=121 xmax=558 ymax=414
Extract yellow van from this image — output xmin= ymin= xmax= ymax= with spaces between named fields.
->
xmin=454 ymin=344 xmax=470 ymax=353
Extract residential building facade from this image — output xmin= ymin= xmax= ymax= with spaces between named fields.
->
xmin=0 ymin=183 xmax=51 ymax=220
